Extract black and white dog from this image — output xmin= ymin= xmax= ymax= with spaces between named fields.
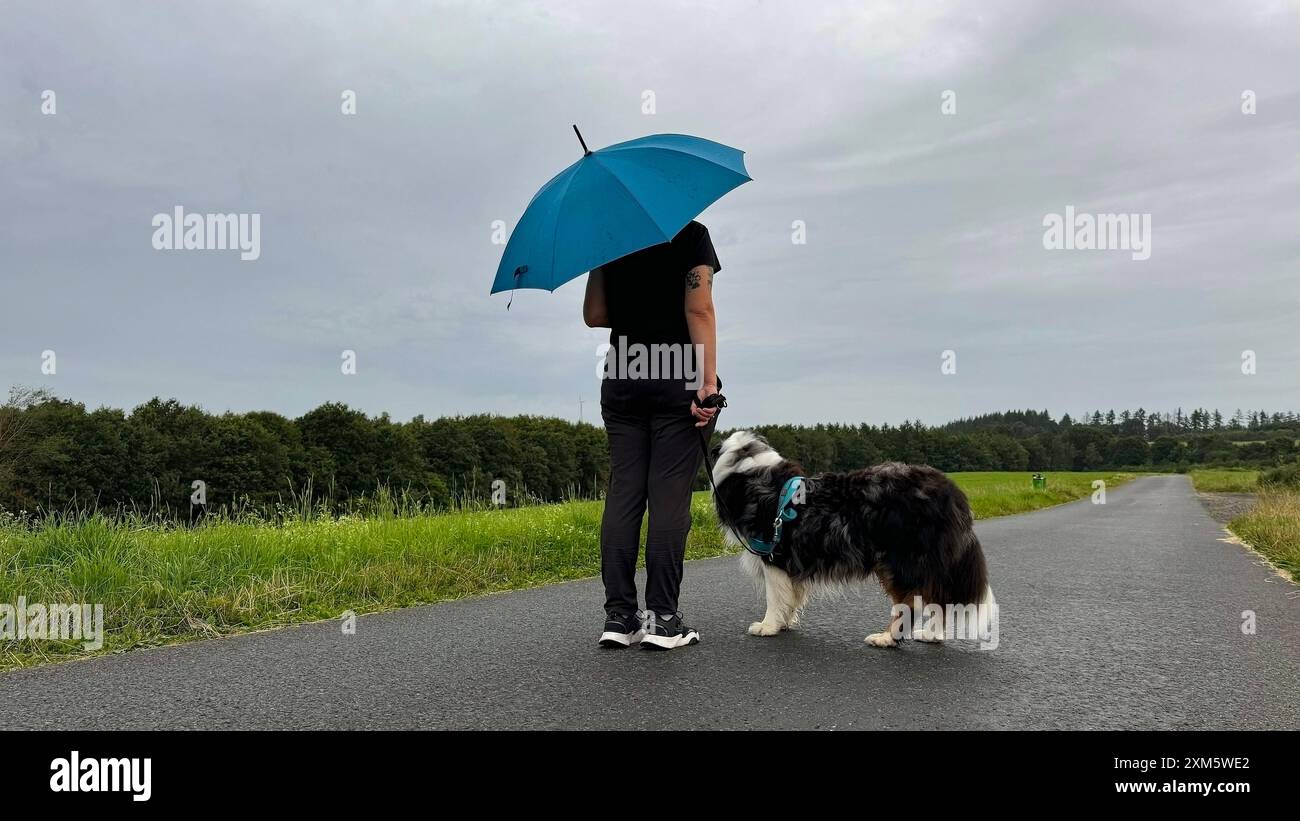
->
xmin=709 ymin=431 xmax=995 ymax=646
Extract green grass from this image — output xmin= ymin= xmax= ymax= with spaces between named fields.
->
xmin=0 ymin=470 xmax=1136 ymax=670
xmin=1229 ymin=488 xmax=1300 ymax=582
xmin=1187 ymin=468 xmax=1297 ymax=582
xmin=949 ymin=471 xmax=1138 ymax=518
xmin=1189 ymin=468 xmax=1260 ymax=493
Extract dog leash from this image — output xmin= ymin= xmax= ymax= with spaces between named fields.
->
xmin=692 ymin=391 xmax=785 ymax=561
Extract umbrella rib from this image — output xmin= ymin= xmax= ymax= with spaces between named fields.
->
xmin=585 ymin=154 xmax=677 ymax=240
xmin=546 ymin=165 xmax=584 ymax=291
xmin=600 ymin=144 xmax=752 ymax=187
xmin=600 ymin=140 xmax=750 ymax=174
xmin=600 ymin=137 xmax=714 ymax=157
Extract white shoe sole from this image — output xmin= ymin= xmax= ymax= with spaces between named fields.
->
xmin=598 ymin=629 xmax=645 ymax=648
xmin=640 ymin=630 xmax=700 ymax=650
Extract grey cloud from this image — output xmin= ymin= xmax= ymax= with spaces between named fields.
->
xmin=1 ymin=0 xmax=1296 ymax=427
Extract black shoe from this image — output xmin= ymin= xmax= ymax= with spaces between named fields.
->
xmin=640 ymin=611 xmax=700 ymax=650
xmin=598 ymin=611 xmax=646 ymax=648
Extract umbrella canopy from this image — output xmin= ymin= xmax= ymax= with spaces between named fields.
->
xmin=491 ymin=130 xmax=750 ymax=295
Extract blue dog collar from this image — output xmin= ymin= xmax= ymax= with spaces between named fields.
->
xmin=745 ymin=476 xmax=805 ymax=558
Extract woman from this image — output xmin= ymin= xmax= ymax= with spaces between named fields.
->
xmin=583 ymin=220 xmax=721 ymax=650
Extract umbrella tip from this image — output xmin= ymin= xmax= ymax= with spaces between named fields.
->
xmin=572 ymin=124 xmax=591 ymax=156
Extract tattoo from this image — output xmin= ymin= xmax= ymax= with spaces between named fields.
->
xmin=685 ymin=266 xmax=713 ymax=291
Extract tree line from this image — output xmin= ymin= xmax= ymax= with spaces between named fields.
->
xmin=0 ymin=390 xmax=606 ymax=518
xmin=1 ymin=391 xmax=1296 ymax=520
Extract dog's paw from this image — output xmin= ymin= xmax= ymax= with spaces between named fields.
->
xmin=914 ymin=626 xmax=945 ymax=643
xmin=864 ymin=631 xmax=898 ymax=648
xmin=748 ymin=621 xmax=781 ymax=636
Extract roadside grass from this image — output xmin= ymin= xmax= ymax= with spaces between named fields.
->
xmin=0 ymin=470 xmax=1136 ymax=670
xmin=1188 ymin=468 xmax=1298 ymax=582
xmin=1228 ymin=488 xmax=1300 ymax=582
xmin=950 ymin=471 xmax=1139 ymax=519
xmin=1189 ymin=469 xmax=1260 ymax=493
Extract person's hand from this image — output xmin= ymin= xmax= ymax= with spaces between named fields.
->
xmin=692 ymin=382 xmax=719 ymax=428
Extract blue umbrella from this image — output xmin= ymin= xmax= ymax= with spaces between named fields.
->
xmin=491 ymin=127 xmax=750 ymax=297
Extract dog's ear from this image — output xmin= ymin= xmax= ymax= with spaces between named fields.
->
xmin=726 ymin=430 xmax=759 ymax=456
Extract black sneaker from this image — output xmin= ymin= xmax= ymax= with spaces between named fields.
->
xmin=640 ymin=611 xmax=700 ymax=650
xmin=598 ymin=611 xmax=646 ymax=648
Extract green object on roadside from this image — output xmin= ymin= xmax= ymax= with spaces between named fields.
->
xmin=1032 ymin=474 xmax=1047 ymax=490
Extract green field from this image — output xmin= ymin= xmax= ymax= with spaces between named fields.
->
xmin=1189 ymin=469 xmax=1260 ymax=493
xmin=0 ymin=470 xmax=1135 ymax=670
xmin=948 ymin=471 xmax=1137 ymax=518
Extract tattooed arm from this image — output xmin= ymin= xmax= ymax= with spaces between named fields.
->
xmin=684 ymin=264 xmax=717 ymax=426
xmin=583 ymin=267 xmax=609 ymax=328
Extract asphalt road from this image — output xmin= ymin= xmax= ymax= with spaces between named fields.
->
xmin=1 ymin=475 xmax=1296 ymax=730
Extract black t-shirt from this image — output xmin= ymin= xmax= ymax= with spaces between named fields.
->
xmin=600 ymin=220 xmax=720 ymax=346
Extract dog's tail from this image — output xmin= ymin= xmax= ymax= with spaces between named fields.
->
xmin=976 ymin=583 xmax=998 ymax=641
xmin=953 ymin=529 xmax=996 ymax=641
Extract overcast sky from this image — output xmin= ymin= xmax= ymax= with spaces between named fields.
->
xmin=2 ymin=0 xmax=1297 ymax=428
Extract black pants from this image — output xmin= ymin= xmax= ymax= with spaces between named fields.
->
xmin=600 ymin=377 xmax=718 ymax=618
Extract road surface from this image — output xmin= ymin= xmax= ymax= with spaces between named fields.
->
xmin=1 ymin=475 xmax=1296 ymax=730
